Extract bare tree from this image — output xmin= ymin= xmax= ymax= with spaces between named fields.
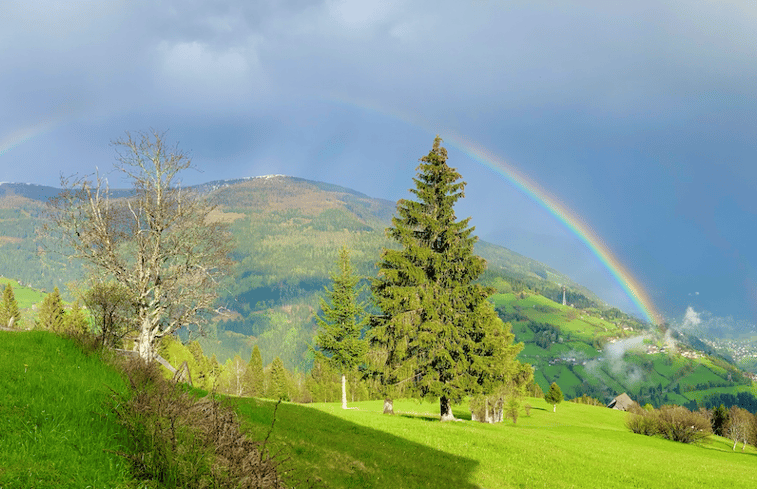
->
xmin=45 ymin=130 xmax=233 ymax=362
xmin=727 ymin=406 xmax=752 ymax=451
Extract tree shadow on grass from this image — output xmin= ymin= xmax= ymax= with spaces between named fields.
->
xmin=237 ymin=399 xmax=480 ymax=489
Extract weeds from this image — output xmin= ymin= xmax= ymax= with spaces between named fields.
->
xmin=109 ymin=357 xmax=288 ymax=488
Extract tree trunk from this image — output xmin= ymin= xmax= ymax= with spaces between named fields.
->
xmin=341 ymin=373 xmax=347 ymax=409
xmin=383 ymin=398 xmax=394 ymax=415
xmin=553 ymin=404 xmax=556 ymax=413
xmin=135 ymin=319 xmax=156 ymax=363
xmin=440 ymin=396 xmax=455 ymax=422
xmin=733 ymin=439 xmax=738 ymax=451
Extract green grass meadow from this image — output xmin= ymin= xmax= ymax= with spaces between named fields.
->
xmin=238 ymin=397 xmax=757 ymax=489
xmin=0 ymin=331 xmax=132 ymax=488
xmin=3 ymin=330 xmax=757 ymax=488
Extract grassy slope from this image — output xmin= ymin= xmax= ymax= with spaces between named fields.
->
xmin=0 ymin=331 xmax=132 ymax=488
xmin=2 ymin=330 xmax=755 ymax=488
xmin=238 ymin=397 xmax=757 ymax=489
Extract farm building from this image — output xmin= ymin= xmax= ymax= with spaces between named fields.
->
xmin=607 ymin=393 xmax=635 ymax=411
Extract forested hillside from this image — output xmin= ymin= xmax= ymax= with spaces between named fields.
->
xmin=0 ymin=178 xmax=596 ymax=368
xmin=2 ymin=178 xmax=756 ymax=409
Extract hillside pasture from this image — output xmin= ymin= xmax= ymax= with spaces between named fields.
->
xmin=238 ymin=397 xmax=757 ymax=489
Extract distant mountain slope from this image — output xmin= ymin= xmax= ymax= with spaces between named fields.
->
xmin=0 ymin=177 xmax=603 ymax=363
xmin=1 ymin=178 xmax=756 ymax=409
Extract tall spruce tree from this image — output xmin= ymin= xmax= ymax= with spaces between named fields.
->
xmin=371 ymin=136 xmax=517 ymax=421
xmin=266 ymin=356 xmax=290 ymax=401
xmin=315 ymin=246 xmax=368 ymax=409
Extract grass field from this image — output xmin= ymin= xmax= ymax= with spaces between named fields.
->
xmin=237 ymin=397 xmax=757 ymax=489
xmin=2 ymin=330 xmax=756 ymax=488
xmin=0 ymin=331 xmax=133 ymax=488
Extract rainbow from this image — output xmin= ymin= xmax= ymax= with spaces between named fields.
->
xmin=323 ymin=96 xmax=661 ymax=324
xmin=445 ymin=131 xmax=661 ymax=324
xmin=0 ymin=105 xmax=77 ymax=157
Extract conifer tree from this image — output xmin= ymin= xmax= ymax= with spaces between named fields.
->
xmin=315 ymin=246 xmax=368 ymax=409
xmin=305 ymin=356 xmax=341 ymax=403
xmin=371 ymin=136 xmax=519 ymax=421
xmin=36 ymin=287 xmax=66 ymax=332
xmin=267 ymin=356 xmax=290 ymax=401
xmin=0 ymin=284 xmax=21 ymax=328
xmin=247 ymin=344 xmax=265 ymax=397
xmin=545 ymin=382 xmax=564 ymax=412
xmin=187 ymin=340 xmax=214 ymax=389
xmin=62 ymin=300 xmax=89 ymax=336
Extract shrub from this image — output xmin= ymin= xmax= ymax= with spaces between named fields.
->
xmin=524 ymin=403 xmax=532 ymax=417
xmin=109 ymin=357 xmax=288 ymax=488
xmin=506 ymin=399 xmax=520 ymax=425
xmin=569 ymin=394 xmax=603 ymax=406
xmin=626 ymin=404 xmax=711 ymax=444
xmin=656 ymin=405 xmax=711 ymax=444
xmin=626 ymin=411 xmax=658 ymax=436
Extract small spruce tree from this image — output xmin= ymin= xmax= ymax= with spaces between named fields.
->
xmin=247 ymin=345 xmax=265 ymax=397
xmin=62 ymin=300 xmax=90 ymax=336
xmin=36 ymin=287 xmax=66 ymax=332
xmin=712 ymin=404 xmax=729 ymax=437
xmin=267 ymin=356 xmax=290 ymax=401
xmin=315 ymin=246 xmax=368 ymax=409
xmin=545 ymin=382 xmax=564 ymax=412
xmin=0 ymin=284 xmax=21 ymax=328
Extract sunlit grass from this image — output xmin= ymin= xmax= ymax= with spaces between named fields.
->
xmin=0 ymin=331 xmax=133 ymax=488
xmin=237 ymin=396 xmax=757 ymax=489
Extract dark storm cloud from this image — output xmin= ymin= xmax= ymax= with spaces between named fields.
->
xmin=1 ymin=1 xmax=756 ymax=323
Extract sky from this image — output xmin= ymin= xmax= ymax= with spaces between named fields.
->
xmin=2 ymin=1 xmax=756 ymax=331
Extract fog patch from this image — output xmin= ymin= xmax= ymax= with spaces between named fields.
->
xmin=586 ymin=336 xmax=648 ymax=387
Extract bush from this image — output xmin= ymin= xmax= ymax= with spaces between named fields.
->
xmin=656 ymin=405 xmax=711 ymax=444
xmin=626 ymin=412 xmax=658 ymax=436
xmin=569 ymin=394 xmax=603 ymax=406
xmin=109 ymin=357 xmax=288 ymax=488
xmin=626 ymin=404 xmax=711 ymax=444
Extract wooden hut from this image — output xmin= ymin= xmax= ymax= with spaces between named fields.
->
xmin=607 ymin=392 xmax=635 ymax=411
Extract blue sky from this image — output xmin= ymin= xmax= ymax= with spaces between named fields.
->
xmin=2 ymin=1 xmax=756 ymax=330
